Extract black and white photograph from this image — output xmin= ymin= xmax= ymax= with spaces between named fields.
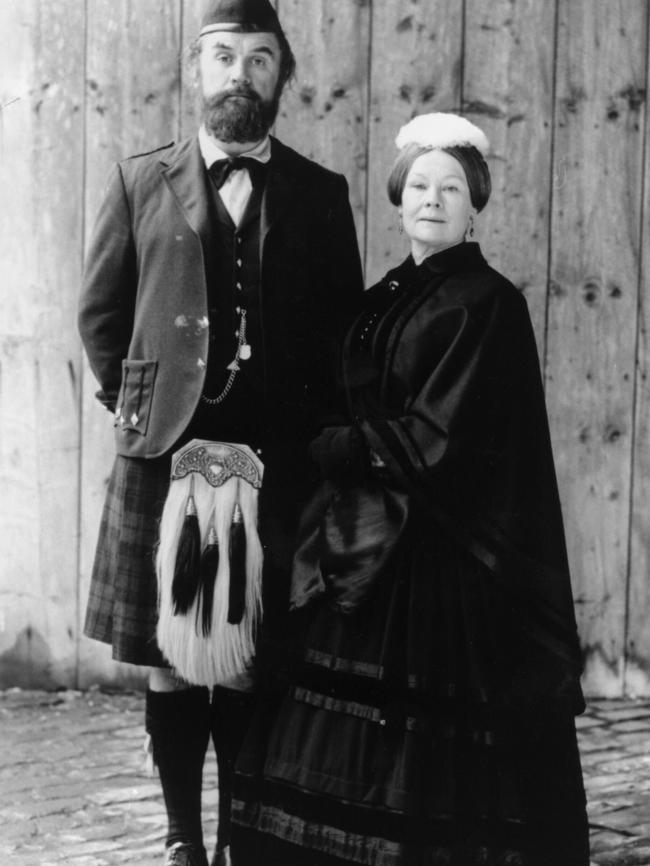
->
xmin=1 ymin=1 xmax=649 ymax=864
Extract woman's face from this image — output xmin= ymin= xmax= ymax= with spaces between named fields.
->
xmin=399 ymin=149 xmax=476 ymax=263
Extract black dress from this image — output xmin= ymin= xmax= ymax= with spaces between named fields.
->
xmin=231 ymin=244 xmax=589 ymax=866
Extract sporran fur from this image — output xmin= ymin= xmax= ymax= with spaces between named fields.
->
xmin=156 ymin=440 xmax=264 ymax=686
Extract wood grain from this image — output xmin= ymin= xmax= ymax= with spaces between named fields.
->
xmin=274 ymin=0 xmax=371 ymax=252
xmin=625 ymin=7 xmax=650 ymax=698
xmin=365 ymin=0 xmax=463 ymax=286
xmin=545 ymin=0 xmax=646 ymax=696
xmin=180 ymin=0 xmax=204 ymax=138
xmin=0 ymin=0 xmax=85 ymax=688
xmin=463 ymin=0 xmax=556 ymax=353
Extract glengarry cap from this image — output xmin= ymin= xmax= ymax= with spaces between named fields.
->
xmin=200 ymin=0 xmax=284 ymax=36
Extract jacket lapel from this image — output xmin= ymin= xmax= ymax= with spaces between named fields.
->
xmin=160 ymin=137 xmax=211 ymax=247
xmin=261 ymin=138 xmax=301 ymax=249
xmin=160 ymin=136 xmax=300 ymax=257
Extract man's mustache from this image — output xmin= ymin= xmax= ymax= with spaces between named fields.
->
xmin=204 ymin=86 xmax=263 ymax=110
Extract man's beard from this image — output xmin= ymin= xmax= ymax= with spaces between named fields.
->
xmin=202 ymin=84 xmax=280 ymax=143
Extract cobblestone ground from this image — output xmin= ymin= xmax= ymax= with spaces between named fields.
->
xmin=1 ymin=689 xmax=649 ymax=865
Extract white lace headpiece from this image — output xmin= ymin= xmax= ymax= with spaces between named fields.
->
xmin=395 ymin=112 xmax=489 ymax=156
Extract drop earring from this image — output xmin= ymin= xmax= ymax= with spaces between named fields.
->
xmin=398 ymin=214 xmax=404 ymax=234
xmin=465 ymin=215 xmax=475 ymax=241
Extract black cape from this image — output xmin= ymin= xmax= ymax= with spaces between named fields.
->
xmin=292 ymin=242 xmax=584 ymax=713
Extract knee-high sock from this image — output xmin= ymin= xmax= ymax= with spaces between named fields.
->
xmin=211 ymin=687 xmax=256 ymax=851
xmin=145 ymin=687 xmax=211 ymax=849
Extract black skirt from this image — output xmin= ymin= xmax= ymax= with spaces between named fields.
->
xmin=231 ymin=525 xmax=590 ymax=866
xmin=84 ymin=455 xmax=171 ymax=667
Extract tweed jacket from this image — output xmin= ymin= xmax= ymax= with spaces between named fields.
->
xmin=78 ymin=135 xmax=363 ymax=462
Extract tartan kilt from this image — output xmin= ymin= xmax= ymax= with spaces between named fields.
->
xmin=84 ymin=454 xmax=172 ymax=667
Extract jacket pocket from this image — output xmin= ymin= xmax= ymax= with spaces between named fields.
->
xmin=114 ymin=360 xmax=158 ymax=435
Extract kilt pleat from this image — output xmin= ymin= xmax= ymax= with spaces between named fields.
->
xmin=84 ymin=455 xmax=171 ymax=667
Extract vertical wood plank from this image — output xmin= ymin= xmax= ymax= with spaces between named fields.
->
xmin=180 ymin=0 xmax=203 ymax=138
xmin=78 ymin=0 xmax=182 ymax=688
xmin=545 ymin=0 xmax=646 ymax=697
xmin=365 ymin=0 xmax=463 ymax=287
xmin=274 ymin=0 xmax=371 ymax=252
xmin=0 ymin=0 xmax=85 ymax=688
xmin=626 ymin=8 xmax=650 ymax=698
xmin=463 ymin=0 xmax=556 ymax=353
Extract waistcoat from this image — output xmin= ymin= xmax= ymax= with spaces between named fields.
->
xmin=185 ymin=169 xmax=266 ymax=450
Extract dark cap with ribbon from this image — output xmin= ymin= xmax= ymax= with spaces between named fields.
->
xmin=200 ymin=0 xmax=285 ymax=36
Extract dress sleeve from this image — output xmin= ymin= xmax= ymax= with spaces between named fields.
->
xmin=78 ymin=164 xmax=137 ymax=411
xmin=357 ymin=284 xmax=518 ymax=495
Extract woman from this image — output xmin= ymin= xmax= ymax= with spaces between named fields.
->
xmin=231 ymin=113 xmax=589 ymax=866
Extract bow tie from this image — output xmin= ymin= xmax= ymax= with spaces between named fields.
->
xmin=209 ymin=156 xmax=266 ymax=189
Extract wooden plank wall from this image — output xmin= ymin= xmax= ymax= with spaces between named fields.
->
xmin=1 ymin=0 xmax=649 ymax=696
xmin=546 ymin=1 xmax=648 ymax=696
xmin=0 ymin=0 xmax=85 ymax=688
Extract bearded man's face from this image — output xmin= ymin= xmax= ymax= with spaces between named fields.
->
xmin=198 ymin=31 xmax=283 ymax=143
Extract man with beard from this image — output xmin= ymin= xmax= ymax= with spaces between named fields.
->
xmin=78 ymin=1 xmax=363 ymax=864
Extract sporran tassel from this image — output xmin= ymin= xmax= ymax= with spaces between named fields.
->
xmin=228 ymin=504 xmax=247 ymax=624
xmin=171 ymin=482 xmax=202 ymax=614
xmin=197 ymin=525 xmax=219 ymax=637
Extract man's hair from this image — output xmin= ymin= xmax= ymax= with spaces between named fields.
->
xmin=184 ymin=30 xmax=296 ymax=89
xmin=387 ymin=143 xmax=491 ymax=212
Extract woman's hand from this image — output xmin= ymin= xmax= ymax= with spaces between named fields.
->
xmin=369 ymin=449 xmax=386 ymax=469
xmin=309 ymin=425 xmax=369 ymax=481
